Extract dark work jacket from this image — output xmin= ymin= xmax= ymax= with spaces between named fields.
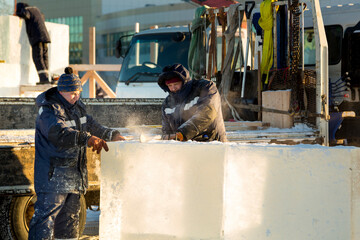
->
xmin=34 ymin=87 xmax=117 ymax=193
xmin=158 ymin=66 xmax=226 ymax=142
xmin=16 ymin=4 xmax=51 ymax=46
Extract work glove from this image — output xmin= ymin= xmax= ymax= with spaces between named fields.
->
xmin=163 ymin=132 xmax=184 ymax=141
xmin=87 ymin=136 xmax=109 ymax=154
xmin=111 ymin=132 xmax=126 ymax=141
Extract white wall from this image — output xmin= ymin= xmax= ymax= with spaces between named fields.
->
xmin=101 ymin=141 xmax=360 ymax=240
xmin=0 ymin=15 xmax=69 ymax=97
xmin=101 ymin=0 xmax=184 ymax=15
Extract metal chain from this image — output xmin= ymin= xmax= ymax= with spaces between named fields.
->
xmin=288 ymin=0 xmax=302 ymax=111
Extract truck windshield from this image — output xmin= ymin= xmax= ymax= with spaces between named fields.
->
xmin=303 ymin=25 xmax=342 ymax=66
xmin=119 ymin=32 xmax=190 ymax=83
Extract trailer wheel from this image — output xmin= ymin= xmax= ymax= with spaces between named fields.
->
xmin=1 ymin=194 xmax=87 ymax=240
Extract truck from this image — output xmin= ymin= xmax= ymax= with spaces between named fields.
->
xmin=115 ymin=26 xmax=191 ymax=98
xmin=196 ymin=0 xmax=360 ymax=146
xmin=113 ymin=1 xmax=360 ymax=146
xmin=1 ymin=0 xmax=360 ymax=239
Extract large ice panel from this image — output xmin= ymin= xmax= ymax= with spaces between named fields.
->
xmin=101 ymin=142 xmax=360 ymax=240
xmin=223 ymin=144 xmax=360 ymax=240
xmin=100 ymin=141 xmax=225 ymax=240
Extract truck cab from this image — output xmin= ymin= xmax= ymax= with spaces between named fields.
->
xmin=303 ymin=3 xmax=360 ymax=144
xmin=303 ymin=3 xmax=360 ymax=103
xmin=115 ymin=26 xmax=191 ymax=98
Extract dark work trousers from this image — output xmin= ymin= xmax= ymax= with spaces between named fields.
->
xmin=28 ymin=192 xmax=81 ymax=240
xmin=32 ymin=42 xmax=49 ymax=83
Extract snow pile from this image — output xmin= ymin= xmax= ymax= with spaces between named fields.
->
xmin=100 ymin=141 xmax=360 ymax=240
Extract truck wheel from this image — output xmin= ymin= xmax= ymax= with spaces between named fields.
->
xmin=10 ymin=194 xmax=36 ymax=240
xmin=78 ymin=194 xmax=87 ymax=236
xmin=1 ymin=194 xmax=87 ymax=240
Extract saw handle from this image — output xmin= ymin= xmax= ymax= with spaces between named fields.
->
xmin=245 ymin=1 xmax=255 ymax=19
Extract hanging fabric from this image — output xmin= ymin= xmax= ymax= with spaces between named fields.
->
xmin=219 ymin=3 xmax=243 ymax=121
xmin=219 ymin=3 xmax=242 ymax=97
xmin=217 ymin=7 xmax=227 ymax=72
xmin=188 ymin=6 xmax=209 ymax=79
xmin=258 ymin=0 xmax=274 ymax=87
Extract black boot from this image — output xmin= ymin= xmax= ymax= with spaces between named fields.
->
xmin=37 ymin=72 xmax=51 ymax=85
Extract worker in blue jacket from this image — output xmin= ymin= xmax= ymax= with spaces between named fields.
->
xmin=158 ymin=63 xmax=227 ymax=142
xmin=16 ymin=2 xmax=52 ymax=84
xmin=28 ymin=67 xmax=125 ymax=239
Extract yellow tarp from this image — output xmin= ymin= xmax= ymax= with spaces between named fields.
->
xmin=258 ymin=0 xmax=275 ymax=85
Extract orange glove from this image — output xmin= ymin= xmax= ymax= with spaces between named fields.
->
xmin=111 ymin=132 xmax=125 ymax=141
xmin=87 ymin=136 xmax=109 ymax=154
xmin=163 ymin=132 xmax=184 ymax=141
xmin=175 ymin=132 xmax=184 ymax=141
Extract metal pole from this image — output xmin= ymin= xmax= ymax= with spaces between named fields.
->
xmin=312 ymin=0 xmax=329 ymax=146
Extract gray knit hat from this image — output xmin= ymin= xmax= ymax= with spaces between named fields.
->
xmin=57 ymin=67 xmax=82 ymax=92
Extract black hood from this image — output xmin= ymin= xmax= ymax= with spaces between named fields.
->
xmin=158 ymin=63 xmax=191 ymax=93
xmin=36 ymin=87 xmax=58 ymax=108
xmin=16 ymin=2 xmax=29 ymax=11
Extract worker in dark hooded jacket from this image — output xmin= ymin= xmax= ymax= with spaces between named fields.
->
xmin=158 ymin=63 xmax=226 ymax=142
xmin=28 ymin=67 xmax=125 ymax=239
xmin=16 ymin=2 xmax=51 ymax=84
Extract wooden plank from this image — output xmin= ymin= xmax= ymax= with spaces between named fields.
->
xmin=89 ymin=71 xmax=96 ymax=98
xmin=89 ymin=27 xmax=96 ymax=65
xmin=224 ymin=121 xmax=268 ymax=127
xmin=225 ymin=126 xmax=260 ymax=131
xmin=19 ymin=84 xmax=56 ymax=95
xmin=262 ymin=90 xmax=293 ymax=128
xmin=69 ymin=64 xmax=122 ymax=72
xmin=92 ymin=70 xmax=116 ymax=98
xmin=224 ymin=121 xmax=270 ymax=131
xmin=80 ymin=71 xmax=92 ymax=85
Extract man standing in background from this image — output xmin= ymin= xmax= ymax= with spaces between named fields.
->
xmin=16 ymin=2 xmax=52 ymax=85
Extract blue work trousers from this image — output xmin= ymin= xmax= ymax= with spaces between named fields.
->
xmin=28 ymin=192 xmax=81 ymax=240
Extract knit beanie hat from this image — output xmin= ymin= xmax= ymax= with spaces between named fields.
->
xmin=57 ymin=67 xmax=82 ymax=92
xmin=165 ymin=77 xmax=182 ymax=85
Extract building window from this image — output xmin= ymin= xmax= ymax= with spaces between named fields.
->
xmin=102 ymin=31 xmax=133 ymax=57
xmin=47 ymin=16 xmax=83 ymax=64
